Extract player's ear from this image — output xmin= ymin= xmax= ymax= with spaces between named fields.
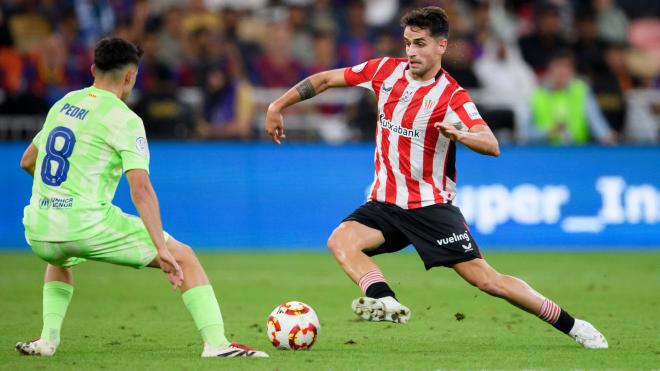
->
xmin=437 ymin=37 xmax=448 ymax=55
xmin=91 ymin=64 xmax=96 ymax=78
xmin=125 ymin=67 xmax=136 ymax=86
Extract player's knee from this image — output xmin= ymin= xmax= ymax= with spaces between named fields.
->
xmin=326 ymin=230 xmax=343 ymax=255
xmin=170 ymin=241 xmax=196 ymax=265
xmin=327 ymin=226 xmax=357 ymax=257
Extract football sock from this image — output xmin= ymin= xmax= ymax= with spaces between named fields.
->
xmin=182 ymin=285 xmax=230 ymax=348
xmin=538 ymin=298 xmax=575 ymax=334
xmin=359 ymin=270 xmax=396 ymax=299
xmin=40 ymin=281 xmax=74 ymax=343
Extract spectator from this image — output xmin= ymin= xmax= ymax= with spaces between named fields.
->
xmin=519 ymin=4 xmax=570 ymax=74
xmin=75 ymin=0 xmax=115 ymax=46
xmin=157 ymin=6 xmax=186 ymax=70
xmin=308 ymin=30 xmax=340 ymax=74
xmin=134 ymin=63 xmax=195 ymax=139
xmin=0 ymin=13 xmax=23 ymax=97
xmin=198 ymin=62 xmax=254 ymax=140
xmin=179 ymin=27 xmax=242 ymax=87
xmin=572 ymin=11 xmax=607 ymax=79
xmin=591 ymin=42 xmax=639 ymax=135
xmin=474 ymin=38 xmax=537 ymax=141
xmin=181 ymin=0 xmax=220 ymax=36
xmin=0 ymin=12 xmax=50 ymax=115
xmin=253 ymin=21 xmax=305 ymax=87
xmin=337 ymin=0 xmax=373 ymax=67
xmin=288 ymin=5 xmax=315 ymax=67
xmin=310 ymin=0 xmax=338 ymax=36
xmin=594 ymin=0 xmax=629 ymax=44
xmin=443 ymin=37 xmax=480 ymax=88
xmin=135 ymin=30 xmax=165 ymax=92
xmin=524 ymin=50 xmax=617 ymax=145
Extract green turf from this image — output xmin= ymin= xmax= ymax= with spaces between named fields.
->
xmin=1 ymin=251 xmax=659 ymax=370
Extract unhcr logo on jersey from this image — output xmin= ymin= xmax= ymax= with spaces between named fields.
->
xmin=39 ymin=197 xmax=73 ymax=209
xmin=378 ymin=113 xmax=421 ymax=138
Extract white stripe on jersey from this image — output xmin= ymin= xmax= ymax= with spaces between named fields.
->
xmin=356 ymin=57 xmax=389 ymax=91
xmin=430 ymin=88 xmax=463 ymax=203
xmin=389 ymin=84 xmax=416 ymax=207
xmin=371 ymin=61 xmax=408 ymax=202
xmin=432 ymin=136 xmax=451 ymax=202
xmin=412 ymin=74 xmax=450 ymax=207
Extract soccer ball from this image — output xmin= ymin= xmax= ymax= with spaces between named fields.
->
xmin=266 ymin=301 xmax=320 ymax=350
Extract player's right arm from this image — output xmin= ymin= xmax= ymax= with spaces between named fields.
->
xmin=19 ymin=143 xmax=38 ymax=176
xmin=265 ymin=68 xmax=348 ymax=144
xmin=20 ymin=129 xmax=43 ymax=176
xmin=126 ymin=169 xmax=183 ymax=289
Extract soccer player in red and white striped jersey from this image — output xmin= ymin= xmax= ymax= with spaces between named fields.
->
xmin=265 ymin=6 xmax=607 ymax=349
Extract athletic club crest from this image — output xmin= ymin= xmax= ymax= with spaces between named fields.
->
xmin=422 ymin=98 xmax=434 ymax=112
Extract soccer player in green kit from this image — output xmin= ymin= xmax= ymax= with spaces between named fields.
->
xmin=16 ymin=37 xmax=268 ymax=358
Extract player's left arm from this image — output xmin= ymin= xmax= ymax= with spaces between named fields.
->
xmin=435 ymin=122 xmax=500 ymax=157
xmin=20 ymin=143 xmax=38 ymax=176
xmin=435 ymin=89 xmax=500 ymax=156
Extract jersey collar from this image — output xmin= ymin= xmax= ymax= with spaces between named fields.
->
xmin=404 ymin=65 xmax=444 ymax=86
xmin=87 ymin=85 xmax=118 ymax=98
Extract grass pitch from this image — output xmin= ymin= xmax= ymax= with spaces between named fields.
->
xmin=1 ymin=250 xmax=659 ymax=370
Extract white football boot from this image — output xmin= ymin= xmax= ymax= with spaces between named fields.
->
xmin=15 ymin=338 xmax=58 ymax=356
xmin=569 ymin=319 xmax=608 ymax=349
xmin=351 ymin=296 xmax=411 ymax=324
xmin=202 ymin=342 xmax=269 ymax=358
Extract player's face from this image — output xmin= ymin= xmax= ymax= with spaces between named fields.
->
xmin=404 ymin=26 xmax=447 ymax=80
xmin=547 ymin=58 xmax=574 ymax=89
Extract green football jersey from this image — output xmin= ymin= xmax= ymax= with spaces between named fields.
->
xmin=23 ymin=86 xmax=150 ymax=241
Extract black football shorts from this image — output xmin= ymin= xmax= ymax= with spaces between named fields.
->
xmin=342 ymin=201 xmax=482 ymax=269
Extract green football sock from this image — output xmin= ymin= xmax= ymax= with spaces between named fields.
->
xmin=40 ymin=281 xmax=74 ymax=343
xmin=182 ymin=285 xmax=230 ymax=347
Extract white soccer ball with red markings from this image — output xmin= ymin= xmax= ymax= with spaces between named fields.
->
xmin=266 ymin=301 xmax=320 ymax=350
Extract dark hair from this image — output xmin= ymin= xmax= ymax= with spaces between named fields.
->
xmin=93 ymin=37 xmax=143 ymax=72
xmin=548 ymin=49 xmax=574 ymax=64
xmin=400 ymin=6 xmax=449 ymax=39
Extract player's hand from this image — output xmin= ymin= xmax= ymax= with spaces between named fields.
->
xmin=435 ymin=122 xmax=463 ymax=142
xmin=265 ymin=104 xmax=286 ymax=144
xmin=157 ymin=248 xmax=184 ymax=290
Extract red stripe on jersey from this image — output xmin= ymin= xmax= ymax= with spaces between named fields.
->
xmin=370 ymin=60 xmax=403 ymax=201
xmin=344 ymin=58 xmax=384 ymax=87
xmin=449 ymin=89 xmax=486 ymax=128
xmin=370 ymin=146 xmax=381 ymax=201
xmin=423 ymin=81 xmax=459 ymax=203
xmin=399 ymin=82 xmax=440 ymax=209
xmin=381 ymin=77 xmax=409 ymax=204
xmin=421 ymin=123 xmax=441 ymax=204
xmin=372 ymin=59 xmax=404 ymax=97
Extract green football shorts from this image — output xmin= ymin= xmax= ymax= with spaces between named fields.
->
xmin=27 ymin=208 xmax=169 ymax=269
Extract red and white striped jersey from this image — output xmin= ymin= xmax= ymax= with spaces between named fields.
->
xmin=344 ymin=57 xmax=487 ymax=209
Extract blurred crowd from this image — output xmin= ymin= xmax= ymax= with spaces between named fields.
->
xmin=0 ymin=0 xmax=659 ymax=144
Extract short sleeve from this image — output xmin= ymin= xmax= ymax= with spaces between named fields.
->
xmin=447 ymin=89 xmax=487 ymax=129
xmin=343 ymin=58 xmax=385 ymax=91
xmin=114 ymin=116 xmax=150 ymax=173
